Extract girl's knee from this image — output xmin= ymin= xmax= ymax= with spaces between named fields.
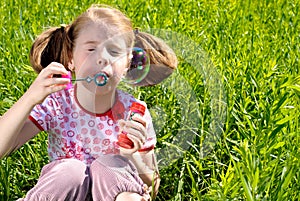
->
xmin=90 ymin=156 xmax=147 ymax=200
xmin=23 ymin=159 xmax=90 ymax=201
xmin=45 ymin=158 xmax=88 ymax=186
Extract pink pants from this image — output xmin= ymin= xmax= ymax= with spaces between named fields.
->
xmin=17 ymin=155 xmax=148 ymax=201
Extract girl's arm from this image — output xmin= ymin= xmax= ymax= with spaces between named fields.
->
xmin=0 ymin=94 xmax=40 ymax=158
xmin=122 ymin=150 xmax=160 ymax=198
xmin=0 ymin=62 xmax=70 ymax=159
xmin=118 ymin=115 xmax=160 ymax=197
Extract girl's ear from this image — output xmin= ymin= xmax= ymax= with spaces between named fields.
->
xmin=68 ymin=59 xmax=75 ymax=71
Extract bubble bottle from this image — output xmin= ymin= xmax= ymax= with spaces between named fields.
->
xmin=117 ymin=102 xmax=146 ymax=149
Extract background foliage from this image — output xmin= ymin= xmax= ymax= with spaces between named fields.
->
xmin=0 ymin=0 xmax=299 ymax=200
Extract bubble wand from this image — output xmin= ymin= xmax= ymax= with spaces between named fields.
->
xmin=71 ymin=72 xmax=109 ymax=86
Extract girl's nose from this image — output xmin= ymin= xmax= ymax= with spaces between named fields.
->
xmin=98 ymin=58 xmax=108 ymax=66
xmin=97 ymin=48 xmax=109 ymax=67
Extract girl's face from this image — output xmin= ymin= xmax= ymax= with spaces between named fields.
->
xmin=71 ymin=22 xmax=131 ymax=95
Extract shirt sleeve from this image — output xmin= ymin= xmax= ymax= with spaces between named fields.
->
xmin=29 ymin=96 xmax=56 ymax=131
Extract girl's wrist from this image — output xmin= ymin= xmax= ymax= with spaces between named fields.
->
xmin=119 ymin=148 xmax=134 ymax=158
xmin=121 ymin=151 xmax=156 ymax=175
xmin=22 ymin=91 xmax=41 ymax=108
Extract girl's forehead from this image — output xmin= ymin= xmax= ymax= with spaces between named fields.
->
xmin=78 ymin=22 xmax=127 ymax=45
xmin=84 ymin=22 xmax=119 ymax=37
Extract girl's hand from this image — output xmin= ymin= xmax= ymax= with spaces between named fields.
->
xmin=118 ymin=115 xmax=147 ymax=156
xmin=25 ymin=62 xmax=70 ymax=105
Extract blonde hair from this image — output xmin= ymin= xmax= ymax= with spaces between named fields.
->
xmin=30 ymin=4 xmax=178 ymax=86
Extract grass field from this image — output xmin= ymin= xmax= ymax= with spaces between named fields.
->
xmin=1 ymin=0 xmax=300 ymax=200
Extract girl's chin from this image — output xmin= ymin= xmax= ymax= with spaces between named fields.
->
xmin=83 ymin=83 xmax=116 ymax=96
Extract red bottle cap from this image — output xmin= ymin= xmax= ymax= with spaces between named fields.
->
xmin=117 ymin=133 xmax=134 ymax=149
xmin=130 ymin=102 xmax=146 ymax=115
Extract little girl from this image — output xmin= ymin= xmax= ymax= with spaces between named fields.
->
xmin=0 ymin=4 xmax=177 ymax=201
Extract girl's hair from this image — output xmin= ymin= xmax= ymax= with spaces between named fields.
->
xmin=133 ymin=30 xmax=178 ymax=86
xmin=30 ymin=4 xmax=134 ymax=73
xmin=30 ymin=4 xmax=178 ymax=86
xmin=30 ymin=26 xmax=68 ymax=73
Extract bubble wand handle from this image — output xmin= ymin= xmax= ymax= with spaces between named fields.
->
xmin=117 ymin=102 xmax=146 ymax=149
xmin=71 ymin=77 xmax=92 ymax=82
xmin=71 ymin=72 xmax=108 ymax=86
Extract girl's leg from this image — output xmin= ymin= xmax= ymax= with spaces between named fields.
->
xmin=90 ymin=155 xmax=150 ymax=201
xmin=18 ymin=158 xmax=90 ymax=201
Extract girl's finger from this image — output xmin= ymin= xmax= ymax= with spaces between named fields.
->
xmin=40 ymin=63 xmax=69 ymax=77
xmin=39 ymin=77 xmax=69 ymax=88
xmin=48 ymin=84 xmax=68 ymax=93
xmin=124 ymin=127 xmax=146 ymax=144
xmin=118 ymin=119 xmax=126 ymax=129
xmin=131 ymin=115 xmax=147 ymax=128
xmin=127 ymin=134 xmax=144 ymax=150
xmin=123 ymin=120 xmax=146 ymax=135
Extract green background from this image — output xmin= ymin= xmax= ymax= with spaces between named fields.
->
xmin=1 ymin=0 xmax=300 ymax=200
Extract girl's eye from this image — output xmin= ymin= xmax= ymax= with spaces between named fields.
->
xmin=86 ymin=45 xmax=96 ymax=52
xmin=110 ymin=50 xmax=121 ymax=56
xmin=109 ymin=48 xmax=127 ymax=57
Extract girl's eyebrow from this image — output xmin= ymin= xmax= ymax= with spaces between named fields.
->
xmin=83 ymin=40 xmax=125 ymax=49
xmin=83 ymin=40 xmax=99 ymax=45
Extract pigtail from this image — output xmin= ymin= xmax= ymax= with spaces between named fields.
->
xmin=133 ymin=30 xmax=178 ymax=86
xmin=30 ymin=26 xmax=71 ymax=73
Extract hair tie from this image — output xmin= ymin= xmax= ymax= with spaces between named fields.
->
xmin=60 ymin=24 xmax=68 ymax=33
xmin=60 ymin=26 xmax=65 ymax=32
xmin=134 ymin=28 xmax=139 ymax=35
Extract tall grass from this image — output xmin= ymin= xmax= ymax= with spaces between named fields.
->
xmin=1 ymin=0 xmax=300 ymax=200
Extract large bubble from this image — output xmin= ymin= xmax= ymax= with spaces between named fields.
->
xmin=63 ymin=28 xmax=227 ymax=172
xmin=120 ymin=29 xmax=227 ymax=170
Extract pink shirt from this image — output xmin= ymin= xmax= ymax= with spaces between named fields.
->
xmin=29 ymin=86 xmax=156 ymax=165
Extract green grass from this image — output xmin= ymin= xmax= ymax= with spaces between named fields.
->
xmin=1 ymin=0 xmax=300 ymax=200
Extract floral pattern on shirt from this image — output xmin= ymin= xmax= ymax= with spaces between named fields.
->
xmin=29 ymin=86 xmax=156 ymax=165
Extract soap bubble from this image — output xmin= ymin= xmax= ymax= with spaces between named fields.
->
xmin=123 ymin=47 xmax=150 ymax=85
